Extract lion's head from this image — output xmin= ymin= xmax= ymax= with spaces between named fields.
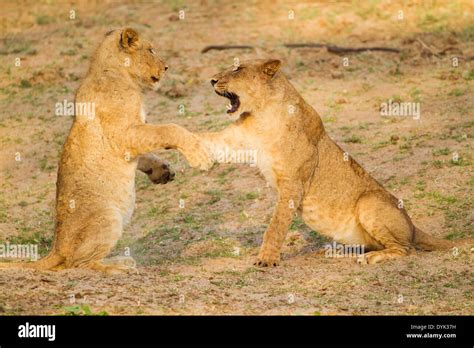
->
xmin=210 ymin=59 xmax=282 ymax=115
xmin=92 ymin=28 xmax=168 ymax=90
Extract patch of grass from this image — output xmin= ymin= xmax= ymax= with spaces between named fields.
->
xmin=36 ymin=15 xmax=55 ymax=25
xmin=322 ymin=116 xmax=337 ymax=123
xmin=432 ymin=147 xmax=450 ymax=156
xmin=399 ymin=142 xmax=412 ymax=154
xmin=295 ymin=60 xmax=306 ymax=71
xmin=62 ymin=305 xmax=108 ymax=316
xmin=343 ymin=135 xmax=363 ymax=144
xmin=463 ymin=69 xmax=474 ymax=80
xmin=205 ymin=189 xmax=223 ymax=205
xmin=146 ymin=205 xmax=169 ymax=217
xmin=218 ymin=166 xmax=236 ymax=178
xmin=459 ymin=25 xmax=474 ymax=42
xmin=448 ymin=88 xmax=465 ymax=97
xmin=245 ymin=192 xmax=258 ymax=200
xmin=183 ymin=215 xmax=195 ymax=224
xmin=0 ymin=39 xmax=36 ymax=55
xmin=60 ymin=49 xmax=77 ymax=56
xmin=135 ymin=174 xmax=153 ymax=190
xmin=451 ymin=133 xmax=468 ymax=142
xmin=392 ymin=154 xmax=406 ymax=162
xmin=415 ymin=180 xmax=426 ymax=192
xmin=399 ymin=177 xmax=409 ymax=186
xmin=449 ymin=157 xmax=471 ymax=167
xmin=390 ymin=95 xmax=403 ymax=103
xmin=419 ymin=13 xmax=441 ymax=28
xmin=19 ymin=80 xmax=31 ymax=88
xmin=389 ymin=64 xmax=402 ymax=77
xmin=306 ymin=230 xmax=330 ymax=246
xmin=38 ymin=156 xmax=55 ymax=172
xmin=5 ymin=230 xmax=53 ymax=257
xmin=216 ymin=165 xmax=236 ymax=184
xmin=372 ymin=140 xmax=390 ymax=150
xmin=409 ymin=87 xmax=422 ymax=102
xmin=290 ymin=216 xmax=305 ymax=231
xmin=205 ymin=240 xmax=239 ymax=258
xmin=426 ymin=191 xmax=457 ymax=205
xmin=168 ymin=0 xmax=186 ymax=12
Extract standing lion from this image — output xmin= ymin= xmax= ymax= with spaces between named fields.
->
xmin=0 ymin=28 xmax=211 ymax=273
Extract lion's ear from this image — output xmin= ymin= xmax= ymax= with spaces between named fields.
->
xmin=262 ymin=59 xmax=281 ymax=77
xmin=120 ymin=28 xmax=140 ymax=51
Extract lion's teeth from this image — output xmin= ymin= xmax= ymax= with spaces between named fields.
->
xmin=226 ymin=103 xmax=232 ymax=110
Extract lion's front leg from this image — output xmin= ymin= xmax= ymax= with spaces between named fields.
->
xmin=125 ymin=124 xmax=212 ymax=170
xmin=255 ymin=183 xmax=303 ymax=267
xmin=200 ymin=126 xmax=249 ymax=164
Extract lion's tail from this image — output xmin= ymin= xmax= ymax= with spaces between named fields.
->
xmin=414 ymin=227 xmax=474 ymax=251
xmin=0 ymin=251 xmax=63 ymax=270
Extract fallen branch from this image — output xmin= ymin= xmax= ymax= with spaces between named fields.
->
xmin=201 ymin=43 xmax=401 ymax=54
xmin=284 ymin=43 xmax=401 ymax=54
xmin=201 ymin=45 xmax=254 ymax=53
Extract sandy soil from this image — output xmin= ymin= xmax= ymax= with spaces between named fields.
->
xmin=0 ymin=0 xmax=472 ymax=315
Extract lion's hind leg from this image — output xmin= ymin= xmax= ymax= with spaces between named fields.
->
xmin=355 ymin=192 xmax=413 ymax=265
xmin=66 ymin=208 xmax=136 ymax=274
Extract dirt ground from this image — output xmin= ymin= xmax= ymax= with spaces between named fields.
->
xmin=0 ymin=1 xmax=472 ymax=315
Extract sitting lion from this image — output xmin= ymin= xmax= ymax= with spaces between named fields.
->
xmin=0 ymin=28 xmax=211 ymax=273
xmin=201 ymin=59 xmax=471 ymax=266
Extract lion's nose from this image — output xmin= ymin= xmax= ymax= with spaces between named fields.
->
xmin=210 ymin=79 xmax=218 ymax=87
xmin=164 ymin=66 xmax=169 ymax=71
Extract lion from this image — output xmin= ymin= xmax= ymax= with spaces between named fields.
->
xmin=200 ymin=59 xmax=472 ymax=266
xmin=0 ymin=28 xmax=211 ymax=273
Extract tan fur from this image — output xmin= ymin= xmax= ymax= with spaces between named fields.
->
xmin=137 ymin=153 xmax=175 ymax=184
xmin=0 ymin=28 xmax=211 ymax=273
xmin=201 ymin=59 xmax=472 ymax=266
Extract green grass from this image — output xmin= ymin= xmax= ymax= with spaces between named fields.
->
xmin=62 ymin=305 xmax=108 ymax=316
xmin=19 ymin=80 xmax=31 ymax=89
xmin=245 ymin=192 xmax=258 ymax=200
xmin=448 ymin=88 xmax=465 ymax=97
xmin=432 ymin=147 xmax=450 ymax=156
xmin=425 ymin=191 xmax=457 ymax=205
xmin=459 ymin=25 xmax=474 ymax=42
xmin=372 ymin=140 xmax=390 ymax=150
xmin=343 ymin=135 xmax=363 ymax=144
xmin=205 ymin=189 xmax=223 ymax=205
xmin=36 ymin=15 xmax=55 ymax=25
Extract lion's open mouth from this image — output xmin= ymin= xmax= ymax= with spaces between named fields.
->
xmin=217 ymin=91 xmax=240 ymax=114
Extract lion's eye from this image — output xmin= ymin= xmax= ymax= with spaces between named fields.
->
xmin=149 ymin=48 xmax=156 ymax=55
